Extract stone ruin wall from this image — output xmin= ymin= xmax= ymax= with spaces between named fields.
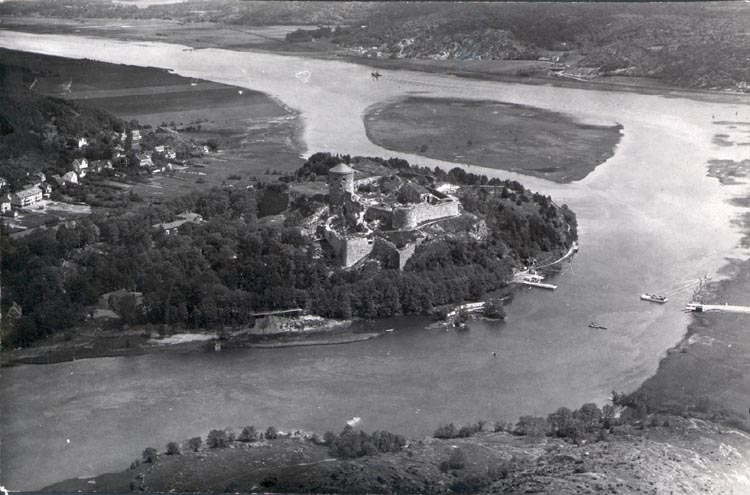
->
xmin=392 ymin=200 xmax=460 ymax=230
xmin=324 ymin=227 xmax=374 ymax=268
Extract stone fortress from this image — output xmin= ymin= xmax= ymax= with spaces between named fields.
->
xmin=322 ymin=161 xmax=460 ymax=268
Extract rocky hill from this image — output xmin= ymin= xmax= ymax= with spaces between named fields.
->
xmin=291 ymin=2 xmax=750 ymax=92
xmin=44 ymin=415 xmax=750 ymax=494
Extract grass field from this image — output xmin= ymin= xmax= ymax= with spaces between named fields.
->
xmin=364 ymin=97 xmax=622 ymax=183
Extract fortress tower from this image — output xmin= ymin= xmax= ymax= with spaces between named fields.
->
xmin=327 ymin=163 xmax=355 ymax=206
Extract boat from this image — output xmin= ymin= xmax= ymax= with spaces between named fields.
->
xmin=588 ymin=322 xmax=607 ymax=330
xmin=641 ymin=293 xmax=668 ymax=303
xmin=384 ymin=328 xmax=395 ymax=333
xmin=520 ymin=274 xmax=557 ymax=290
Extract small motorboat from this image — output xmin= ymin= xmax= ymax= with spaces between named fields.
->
xmin=588 ymin=322 xmax=607 ymax=330
xmin=384 ymin=328 xmax=395 ymax=333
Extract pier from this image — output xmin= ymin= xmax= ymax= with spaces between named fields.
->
xmin=685 ymin=303 xmax=750 ymax=315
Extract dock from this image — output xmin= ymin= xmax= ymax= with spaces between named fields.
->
xmin=520 ymin=280 xmax=557 ymax=290
xmin=513 ymin=272 xmax=558 ymax=290
xmin=685 ymin=303 xmax=750 ymax=315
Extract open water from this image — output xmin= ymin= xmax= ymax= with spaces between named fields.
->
xmin=1 ymin=31 xmax=750 ymax=490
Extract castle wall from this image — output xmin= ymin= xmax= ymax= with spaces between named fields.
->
xmin=373 ymin=236 xmax=422 ymax=270
xmin=324 ymin=227 xmax=374 ymax=268
xmin=392 ymin=200 xmax=460 ymax=230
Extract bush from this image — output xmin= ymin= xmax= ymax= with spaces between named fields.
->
xmin=187 ymin=436 xmax=202 ymax=452
xmin=165 ymin=441 xmax=180 ymax=455
xmin=238 ymin=426 xmax=258 ymax=442
xmin=207 ymin=429 xmax=228 ymax=448
xmin=443 ymin=447 xmax=467 ymax=470
xmin=142 ymin=447 xmax=157 ymax=463
xmin=483 ymin=299 xmax=506 ymax=319
xmin=265 ymin=426 xmax=279 ymax=440
xmin=329 ymin=426 xmax=406 ymax=458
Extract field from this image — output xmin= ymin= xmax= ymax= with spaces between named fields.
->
xmin=0 ymin=17 xmax=323 ymax=53
xmin=364 ymin=97 xmax=622 ymax=183
xmin=0 ymin=49 xmax=304 ymax=201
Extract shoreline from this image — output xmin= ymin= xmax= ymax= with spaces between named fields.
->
xmin=0 ymin=322 xmax=381 ymax=368
xmin=2 ymin=19 xmax=750 ymax=106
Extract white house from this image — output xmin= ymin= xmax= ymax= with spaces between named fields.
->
xmin=72 ymin=158 xmax=89 ymax=177
xmin=134 ymin=152 xmax=153 ymax=168
xmin=1 ymin=194 xmax=12 ymax=213
xmin=11 ymin=187 xmax=43 ymax=207
xmin=39 ymin=183 xmax=53 ymax=198
xmin=78 ymin=137 xmax=88 ymax=149
xmin=62 ymin=171 xmax=79 ymax=184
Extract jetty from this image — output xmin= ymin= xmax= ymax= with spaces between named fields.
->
xmin=685 ymin=303 xmax=750 ymax=315
xmin=513 ymin=271 xmax=557 ymax=290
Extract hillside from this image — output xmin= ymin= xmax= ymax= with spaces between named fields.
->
xmin=2 ymin=2 xmax=749 ymax=91
xmin=44 ymin=414 xmax=750 ymax=494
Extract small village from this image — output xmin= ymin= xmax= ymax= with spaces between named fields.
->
xmin=0 ymin=124 xmax=213 ymax=238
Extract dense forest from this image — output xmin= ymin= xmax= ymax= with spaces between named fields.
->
xmin=0 ymin=153 xmax=575 ymax=347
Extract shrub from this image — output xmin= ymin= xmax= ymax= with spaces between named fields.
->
xmin=265 ymin=426 xmax=279 ymax=440
xmin=165 ymin=441 xmax=180 ymax=455
xmin=444 ymin=447 xmax=467 ymax=470
xmin=238 ymin=426 xmax=258 ymax=442
xmin=207 ymin=429 xmax=228 ymax=448
xmin=142 ymin=447 xmax=157 ymax=463
xmin=187 ymin=436 xmax=202 ymax=452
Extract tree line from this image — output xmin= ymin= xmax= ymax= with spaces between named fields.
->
xmin=1 ymin=153 xmax=575 ymax=346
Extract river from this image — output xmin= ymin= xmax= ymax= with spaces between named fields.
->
xmin=1 ymin=31 xmax=750 ymax=490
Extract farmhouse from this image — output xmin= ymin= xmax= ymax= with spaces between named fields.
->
xmin=152 ymin=212 xmax=204 ymax=234
xmin=11 ymin=186 xmax=43 ymax=207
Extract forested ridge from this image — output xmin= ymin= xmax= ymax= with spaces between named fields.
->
xmin=1 ymin=153 xmax=575 ymax=347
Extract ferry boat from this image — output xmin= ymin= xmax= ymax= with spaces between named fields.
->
xmin=640 ymin=293 xmax=668 ymax=303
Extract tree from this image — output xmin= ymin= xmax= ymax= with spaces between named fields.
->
xmin=142 ymin=447 xmax=157 ymax=463
xmin=207 ymin=429 xmax=228 ymax=448
xmin=238 ymin=425 xmax=258 ymax=442
xmin=483 ymin=299 xmax=506 ymax=319
xmin=515 ymin=416 xmax=547 ymax=437
xmin=265 ymin=426 xmax=279 ymax=440
xmin=547 ymin=407 xmax=575 ymax=438
xmin=165 ymin=441 xmax=180 ymax=455
xmin=187 ymin=436 xmax=202 ymax=452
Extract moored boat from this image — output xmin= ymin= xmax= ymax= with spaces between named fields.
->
xmin=641 ymin=293 xmax=668 ymax=303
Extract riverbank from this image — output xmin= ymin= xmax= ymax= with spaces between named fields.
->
xmin=43 ymin=414 xmax=750 ymax=494
xmin=4 ymin=17 xmax=750 ymax=107
xmin=637 ymin=257 xmax=750 ymax=432
xmin=634 ymin=150 xmax=750 ymax=432
xmin=0 ymin=320 xmax=380 ymax=367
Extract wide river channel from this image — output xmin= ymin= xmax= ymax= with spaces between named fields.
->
xmin=2 ymin=32 xmax=750 ymax=490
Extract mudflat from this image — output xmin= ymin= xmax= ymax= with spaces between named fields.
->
xmin=365 ymin=97 xmax=622 ymax=183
